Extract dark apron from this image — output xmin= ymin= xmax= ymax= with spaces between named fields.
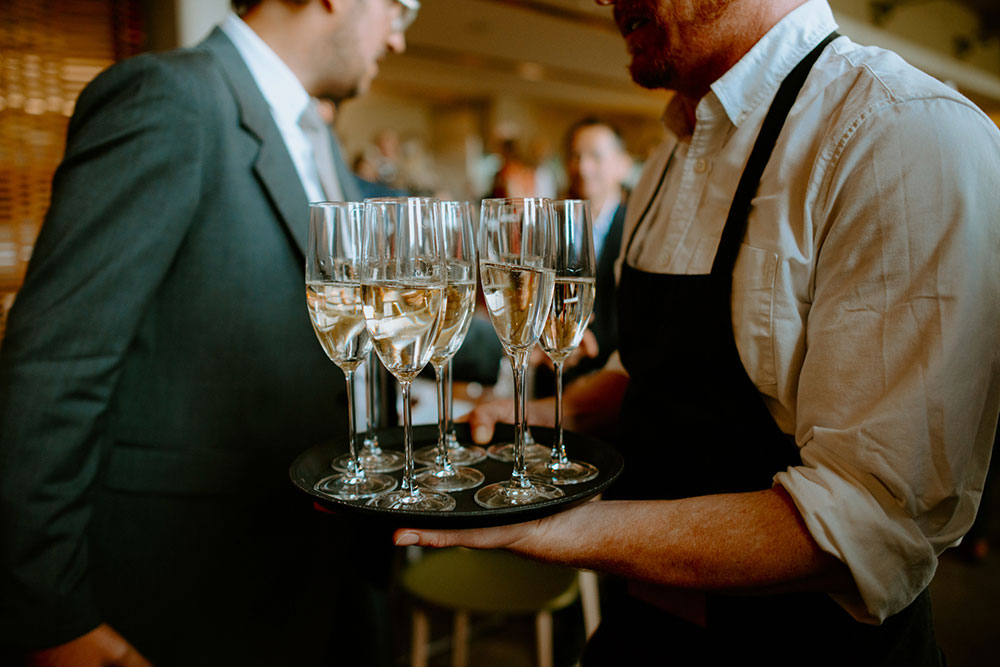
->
xmin=584 ymin=33 xmax=942 ymax=666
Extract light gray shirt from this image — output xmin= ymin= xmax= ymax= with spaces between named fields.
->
xmin=619 ymin=0 xmax=1000 ymax=624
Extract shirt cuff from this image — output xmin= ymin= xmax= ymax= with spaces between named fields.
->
xmin=774 ymin=453 xmax=938 ymax=624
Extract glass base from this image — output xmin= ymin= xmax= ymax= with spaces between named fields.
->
xmin=527 ymin=458 xmax=599 ymax=485
xmin=414 ymin=465 xmax=485 ymax=492
xmin=474 ymin=479 xmax=564 ymax=508
xmin=331 ymin=445 xmax=404 ymax=473
xmin=486 ymin=441 xmax=550 ymax=463
xmin=314 ymin=472 xmax=397 ymax=502
xmin=414 ymin=442 xmax=487 ymax=466
xmin=367 ymin=488 xmax=456 ymax=511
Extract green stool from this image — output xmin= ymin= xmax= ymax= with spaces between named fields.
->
xmin=402 ymin=547 xmax=600 ymax=667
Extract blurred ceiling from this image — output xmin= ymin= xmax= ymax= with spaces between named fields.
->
xmin=372 ymin=0 xmax=1000 ymax=114
xmin=943 ymin=0 xmax=1000 ymax=37
xmin=373 ymin=0 xmax=664 ymax=115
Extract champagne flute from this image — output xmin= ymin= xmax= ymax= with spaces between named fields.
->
xmin=361 ymin=197 xmax=455 ymax=512
xmin=306 ymin=202 xmax=397 ymax=501
xmin=475 ymin=197 xmax=564 ymax=508
xmin=415 ymin=203 xmax=486 ymax=468
xmin=330 ymin=351 xmax=405 ymax=473
xmin=413 ymin=201 xmax=485 ymax=492
xmin=528 ymin=199 xmax=599 ymax=485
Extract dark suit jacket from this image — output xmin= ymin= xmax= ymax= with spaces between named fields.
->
xmin=0 ymin=30 xmax=377 ymax=663
xmin=588 ymin=194 xmax=627 ymax=371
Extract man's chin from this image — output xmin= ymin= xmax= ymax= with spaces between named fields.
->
xmin=629 ymin=59 xmax=673 ymax=91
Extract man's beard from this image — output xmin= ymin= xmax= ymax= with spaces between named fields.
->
xmin=629 ymin=48 xmax=677 ymax=91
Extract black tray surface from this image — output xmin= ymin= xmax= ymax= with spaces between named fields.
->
xmin=289 ymin=423 xmax=623 ymax=528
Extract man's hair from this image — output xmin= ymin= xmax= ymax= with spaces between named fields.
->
xmin=565 ymin=116 xmax=626 ymax=155
xmin=232 ymin=0 xmax=310 ymax=16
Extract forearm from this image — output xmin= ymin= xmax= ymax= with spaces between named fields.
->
xmin=399 ymin=485 xmax=853 ymax=596
xmin=561 ymin=367 xmax=629 ymax=433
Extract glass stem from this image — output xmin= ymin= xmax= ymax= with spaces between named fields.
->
xmin=400 ymin=379 xmax=417 ymax=496
xmin=552 ymin=361 xmax=568 ymax=465
xmin=365 ymin=351 xmax=381 ymax=453
xmin=433 ymin=362 xmax=455 ymax=471
xmin=510 ymin=354 xmax=530 ymax=489
xmin=446 ymin=358 xmax=456 ymax=441
xmin=344 ymin=368 xmax=365 ymax=479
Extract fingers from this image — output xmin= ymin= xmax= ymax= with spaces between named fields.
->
xmin=529 ymin=345 xmax=549 ymax=369
xmin=580 ymin=329 xmax=600 ymax=358
xmin=393 ymin=521 xmax=534 ymax=550
xmin=27 ymin=624 xmax=151 ymax=667
xmin=464 ymin=400 xmax=515 ymax=443
xmin=119 ymin=647 xmax=153 ymax=667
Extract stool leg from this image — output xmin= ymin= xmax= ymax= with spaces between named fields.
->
xmin=579 ymin=570 xmax=601 ymax=640
xmin=451 ymin=609 xmax=470 ymax=667
xmin=411 ymin=607 xmax=430 ymax=667
xmin=535 ymin=610 xmax=554 ymax=667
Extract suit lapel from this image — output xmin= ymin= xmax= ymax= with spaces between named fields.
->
xmin=201 ymin=29 xmax=310 ymax=258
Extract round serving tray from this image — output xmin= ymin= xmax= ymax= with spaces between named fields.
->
xmin=290 ymin=423 xmax=623 ymax=528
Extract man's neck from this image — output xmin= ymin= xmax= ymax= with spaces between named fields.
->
xmin=673 ymin=0 xmax=809 ymax=131
xmin=242 ymin=3 xmax=317 ymax=95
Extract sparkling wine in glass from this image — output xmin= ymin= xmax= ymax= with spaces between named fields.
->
xmin=306 ymin=202 xmax=397 ymax=501
xmin=528 ymin=199 xmax=599 ymax=485
xmin=412 ymin=201 xmax=485 ymax=492
xmin=362 ymin=197 xmax=455 ymax=512
xmin=475 ymin=197 xmax=564 ymax=508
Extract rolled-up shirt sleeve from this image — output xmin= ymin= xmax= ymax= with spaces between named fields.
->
xmin=774 ymin=96 xmax=1000 ymax=623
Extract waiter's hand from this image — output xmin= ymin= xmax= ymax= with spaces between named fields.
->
xmin=530 ymin=329 xmax=599 ymax=371
xmin=459 ymin=395 xmax=556 ymax=445
xmin=394 ymin=516 xmax=542 ymax=550
xmin=26 ymin=623 xmax=151 ymax=667
xmin=393 ymin=500 xmax=592 ymax=553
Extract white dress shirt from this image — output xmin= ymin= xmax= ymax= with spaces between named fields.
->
xmin=619 ymin=0 xmax=1000 ymax=624
xmin=220 ymin=12 xmax=327 ymax=203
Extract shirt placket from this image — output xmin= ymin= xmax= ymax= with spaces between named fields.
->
xmin=664 ymin=109 xmax=720 ymax=274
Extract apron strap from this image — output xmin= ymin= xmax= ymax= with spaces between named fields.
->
xmin=711 ymin=31 xmax=840 ymax=279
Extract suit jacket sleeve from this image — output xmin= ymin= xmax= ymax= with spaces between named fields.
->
xmin=0 ymin=53 xmax=207 ymax=649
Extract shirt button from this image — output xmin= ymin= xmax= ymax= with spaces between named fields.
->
xmin=694 ymin=158 xmax=708 ymax=173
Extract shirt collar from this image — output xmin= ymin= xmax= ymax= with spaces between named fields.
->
xmin=220 ymin=12 xmax=311 ymax=129
xmin=711 ymin=0 xmax=838 ymax=128
xmin=659 ymin=0 xmax=838 ymax=138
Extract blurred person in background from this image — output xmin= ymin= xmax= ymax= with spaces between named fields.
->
xmin=533 ymin=117 xmax=633 ymax=398
xmin=490 ymin=137 xmax=541 ymax=198
xmin=0 ymin=0 xmax=418 ymax=665
xmin=568 ymin=117 xmax=634 ymax=372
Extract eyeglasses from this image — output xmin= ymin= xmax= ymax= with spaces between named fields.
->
xmin=393 ymin=0 xmax=420 ymax=32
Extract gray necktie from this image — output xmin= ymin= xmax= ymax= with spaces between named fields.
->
xmin=299 ymin=100 xmax=344 ymax=201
